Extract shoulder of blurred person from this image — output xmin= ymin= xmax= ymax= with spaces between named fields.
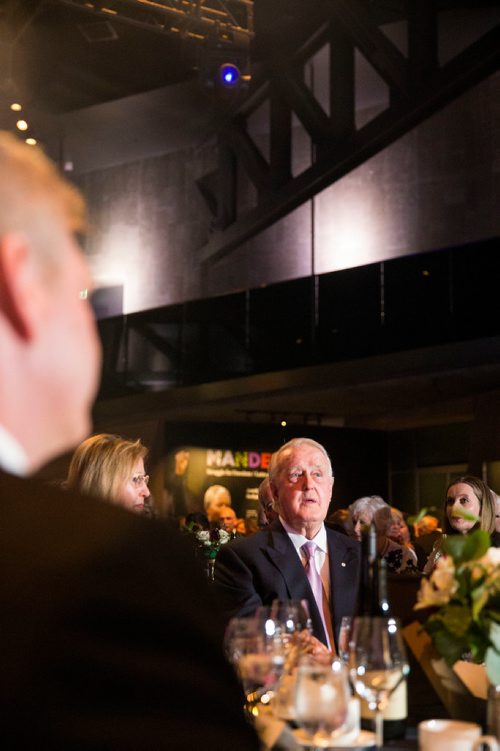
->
xmin=0 ymin=470 xmax=258 ymax=749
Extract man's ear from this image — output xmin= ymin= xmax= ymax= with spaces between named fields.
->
xmin=270 ymin=480 xmax=279 ymax=503
xmin=0 ymin=233 xmax=41 ymax=341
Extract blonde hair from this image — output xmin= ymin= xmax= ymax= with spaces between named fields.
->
xmin=0 ymin=132 xmax=85 ymax=273
xmin=67 ymin=433 xmax=147 ymax=503
xmin=203 ymin=484 xmax=232 ymax=512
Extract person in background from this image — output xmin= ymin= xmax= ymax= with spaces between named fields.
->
xmin=257 ymin=475 xmax=279 ymax=527
xmin=347 ymin=495 xmax=419 ymax=573
xmin=412 ymin=513 xmax=442 ymax=567
xmin=0 ymin=132 xmax=257 ymax=750
xmin=215 ymin=437 xmax=361 ymax=653
xmin=204 ymin=483 xmax=232 ymax=522
xmin=216 ymin=504 xmax=238 ymax=534
xmin=327 ymin=507 xmax=350 ymax=535
xmin=67 ymin=433 xmax=151 ymax=515
xmin=387 ymin=507 xmax=412 ymax=546
xmin=424 ymin=475 xmax=499 ymax=573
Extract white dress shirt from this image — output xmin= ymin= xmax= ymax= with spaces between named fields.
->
xmin=279 ymin=516 xmax=335 ymax=649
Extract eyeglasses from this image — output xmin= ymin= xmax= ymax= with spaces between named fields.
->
xmin=131 ymin=473 xmax=149 ymax=487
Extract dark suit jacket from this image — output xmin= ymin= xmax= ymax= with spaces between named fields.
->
xmin=214 ymin=520 xmax=361 ymax=650
xmin=0 ymin=471 xmax=258 ymax=750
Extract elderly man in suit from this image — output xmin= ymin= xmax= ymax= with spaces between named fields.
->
xmin=0 ymin=133 xmax=257 ymax=750
xmin=214 ymin=437 xmax=361 ymax=652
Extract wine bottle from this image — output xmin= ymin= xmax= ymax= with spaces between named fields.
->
xmin=359 ymin=525 xmax=408 ymax=740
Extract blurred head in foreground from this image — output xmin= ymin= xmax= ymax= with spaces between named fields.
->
xmin=0 ymin=132 xmax=100 ymax=473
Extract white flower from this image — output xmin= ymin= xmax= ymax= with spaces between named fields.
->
xmin=218 ymin=529 xmax=231 ymax=544
xmin=432 ymin=556 xmax=457 ymax=593
xmin=468 ymin=547 xmax=500 ymax=581
xmin=196 ymin=530 xmax=210 ymax=545
xmin=414 ymin=556 xmax=458 ymax=610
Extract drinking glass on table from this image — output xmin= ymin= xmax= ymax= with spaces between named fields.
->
xmin=338 ymin=616 xmax=352 ymax=663
xmin=348 ymin=616 xmax=409 ymax=749
xmin=272 ymin=598 xmax=313 ymax=637
xmin=226 ymin=611 xmax=285 ymax=716
xmin=294 ymin=656 xmax=349 ymax=749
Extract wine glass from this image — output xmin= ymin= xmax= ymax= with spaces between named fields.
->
xmin=294 ymin=656 xmax=349 ymax=749
xmin=226 ymin=611 xmax=285 ymax=716
xmin=272 ymin=598 xmax=313 ymax=636
xmin=348 ymin=616 xmax=409 ymax=748
xmin=338 ymin=616 xmax=352 ymax=664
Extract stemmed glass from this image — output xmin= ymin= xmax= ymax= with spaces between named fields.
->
xmin=348 ymin=616 xmax=409 ymax=748
xmin=224 ymin=613 xmax=285 ymax=717
xmin=294 ymin=656 xmax=349 ymax=749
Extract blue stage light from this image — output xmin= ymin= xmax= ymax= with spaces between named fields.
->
xmin=219 ymin=63 xmax=240 ymax=86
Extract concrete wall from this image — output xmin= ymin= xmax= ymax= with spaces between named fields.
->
xmin=59 ymin=71 xmax=498 ymax=314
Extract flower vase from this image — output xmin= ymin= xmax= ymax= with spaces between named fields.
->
xmin=203 ymin=548 xmax=219 ymax=582
xmin=206 ymin=556 xmax=216 ymax=582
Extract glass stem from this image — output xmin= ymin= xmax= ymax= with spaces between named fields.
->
xmin=374 ymin=710 xmax=384 ymax=748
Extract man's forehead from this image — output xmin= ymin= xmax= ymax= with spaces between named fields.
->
xmin=280 ymin=447 xmax=328 ymax=468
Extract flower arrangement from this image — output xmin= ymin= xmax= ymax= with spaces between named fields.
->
xmin=414 ymin=529 xmax=500 ymax=685
xmin=194 ymin=527 xmax=232 ymax=559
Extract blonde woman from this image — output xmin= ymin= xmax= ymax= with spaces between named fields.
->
xmin=67 ymin=433 xmax=150 ymax=514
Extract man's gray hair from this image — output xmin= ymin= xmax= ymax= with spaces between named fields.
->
xmin=348 ymin=495 xmax=387 ymax=517
xmin=268 ymin=437 xmax=333 ymax=483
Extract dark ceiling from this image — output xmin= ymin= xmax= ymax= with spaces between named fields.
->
xmin=1 ymin=0 xmax=314 ymax=114
xmin=3 ymin=0 xmax=494 ymax=115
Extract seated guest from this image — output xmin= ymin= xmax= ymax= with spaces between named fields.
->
xmin=327 ymin=507 xmax=350 ymax=535
xmin=214 ymin=437 xmax=361 ymax=652
xmin=204 ymin=484 xmax=232 ymax=522
xmin=424 ymin=475 xmax=499 ymax=572
xmin=216 ymin=504 xmax=238 ymax=534
xmin=67 ymin=433 xmax=151 ymax=515
xmin=257 ymin=475 xmax=279 ymax=527
xmin=387 ymin=507 xmax=412 ymax=546
xmin=412 ymin=513 xmax=442 ymax=567
xmin=348 ymin=495 xmax=419 ymax=573
xmin=185 ymin=511 xmax=210 ymax=531
xmin=0 ymin=132 xmax=257 ymax=749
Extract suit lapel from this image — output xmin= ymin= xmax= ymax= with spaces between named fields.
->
xmin=326 ymin=527 xmax=360 ymax=646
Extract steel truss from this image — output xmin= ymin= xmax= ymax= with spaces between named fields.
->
xmin=198 ymin=0 xmax=500 ymax=263
xmin=56 ymin=0 xmax=254 ymax=48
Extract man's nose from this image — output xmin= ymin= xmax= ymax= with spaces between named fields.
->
xmin=301 ymin=470 xmax=314 ymax=487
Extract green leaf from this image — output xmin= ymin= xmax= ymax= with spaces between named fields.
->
xmin=472 ymin=584 xmax=490 ymax=619
xmin=490 ymin=622 xmax=500 ymax=652
xmin=485 ymin=646 xmax=500 ymax=685
xmin=440 ymin=605 xmax=472 ymax=637
xmin=443 ymin=530 xmax=491 ymax=564
xmin=432 ymin=629 xmax=467 ymax=667
xmin=407 ymin=507 xmax=428 ymax=526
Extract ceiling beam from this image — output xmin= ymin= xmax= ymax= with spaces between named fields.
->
xmin=200 ymin=5 xmax=500 ymax=263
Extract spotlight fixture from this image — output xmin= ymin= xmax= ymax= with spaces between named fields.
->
xmin=16 ymin=119 xmax=28 ymax=131
xmin=25 ymin=137 xmax=37 ymax=146
xmin=10 ymin=102 xmax=22 ymax=112
xmin=219 ymin=62 xmax=240 ymax=87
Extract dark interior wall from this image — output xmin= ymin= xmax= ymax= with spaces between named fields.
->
xmin=388 ymin=422 xmax=471 ymax=515
xmin=156 ymin=421 xmax=389 ymax=514
xmin=67 ymin=73 xmax=499 ymax=315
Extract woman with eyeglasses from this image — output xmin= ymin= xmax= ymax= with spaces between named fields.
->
xmin=67 ymin=433 xmax=151 ymax=515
